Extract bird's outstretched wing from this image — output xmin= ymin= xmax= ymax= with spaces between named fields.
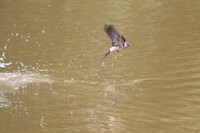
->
xmin=104 ymin=24 xmax=125 ymax=46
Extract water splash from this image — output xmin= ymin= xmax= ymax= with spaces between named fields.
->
xmin=0 ymin=92 xmax=11 ymax=108
xmin=0 ymin=72 xmax=54 ymax=108
xmin=0 ymin=43 xmax=12 ymax=68
xmin=0 ymin=72 xmax=53 ymax=90
xmin=0 ymin=32 xmax=38 ymax=71
xmin=0 ymin=62 xmax=12 ymax=68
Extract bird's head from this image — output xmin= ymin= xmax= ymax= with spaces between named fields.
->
xmin=123 ymin=42 xmax=132 ymax=48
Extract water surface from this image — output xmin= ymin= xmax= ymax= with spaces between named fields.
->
xmin=0 ymin=0 xmax=200 ymax=133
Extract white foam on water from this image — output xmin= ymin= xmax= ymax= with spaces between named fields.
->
xmin=0 ymin=92 xmax=10 ymax=108
xmin=0 ymin=72 xmax=53 ymax=108
xmin=0 ymin=62 xmax=12 ymax=68
xmin=0 ymin=72 xmax=54 ymax=90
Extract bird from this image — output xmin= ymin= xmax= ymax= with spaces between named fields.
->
xmin=103 ymin=24 xmax=132 ymax=59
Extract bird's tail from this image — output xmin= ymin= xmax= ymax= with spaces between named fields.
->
xmin=103 ymin=50 xmax=110 ymax=59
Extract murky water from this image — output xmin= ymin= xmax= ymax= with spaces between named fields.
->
xmin=1 ymin=0 xmax=200 ymax=133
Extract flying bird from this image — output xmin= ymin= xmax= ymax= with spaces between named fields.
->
xmin=104 ymin=24 xmax=132 ymax=59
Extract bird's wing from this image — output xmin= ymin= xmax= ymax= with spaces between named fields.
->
xmin=104 ymin=24 xmax=125 ymax=46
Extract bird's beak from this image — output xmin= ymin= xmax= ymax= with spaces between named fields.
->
xmin=124 ymin=42 xmax=132 ymax=48
xmin=127 ymin=43 xmax=132 ymax=47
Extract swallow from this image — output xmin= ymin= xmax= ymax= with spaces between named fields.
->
xmin=104 ymin=24 xmax=132 ymax=59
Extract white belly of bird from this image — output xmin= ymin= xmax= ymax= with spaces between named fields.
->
xmin=109 ymin=46 xmax=123 ymax=52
